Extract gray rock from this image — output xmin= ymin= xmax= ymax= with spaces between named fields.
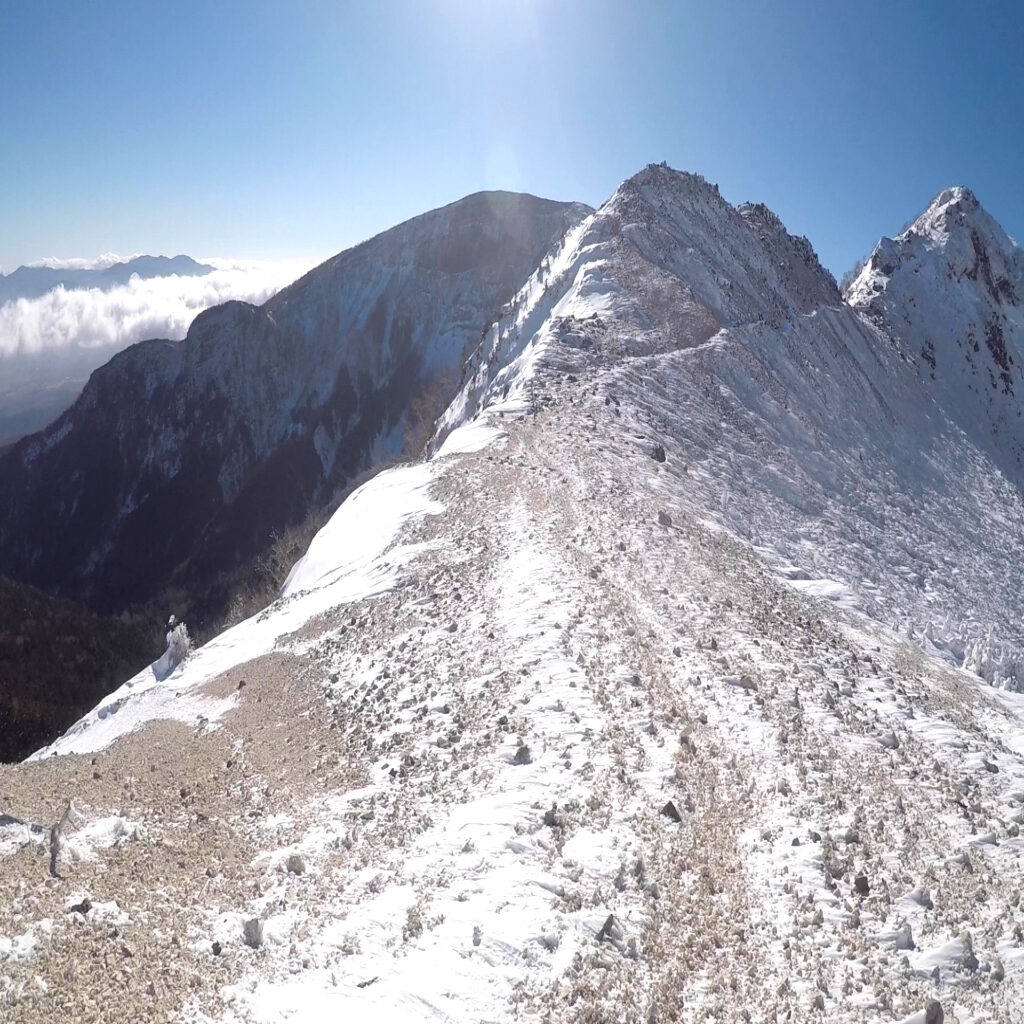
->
xmin=661 ymin=800 xmax=682 ymax=823
xmin=924 ymin=998 xmax=944 ymax=1024
xmin=286 ymin=853 xmax=306 ymax=875
xmin=597 ymin=914 xmax=623 ymax=943
xmin=657 ymin=511 xmax=672 ymax=527
xmin=879 ymin=730 xmax=900 ymax=750
xmin=243 ymin=917 xmax=264 ymax=949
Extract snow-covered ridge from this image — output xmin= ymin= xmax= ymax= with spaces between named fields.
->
xmin=434 ymin=165 xmax=1024 ymax=693
xmin=436 ymin=165 xmax=844 ymax=447
xmin=846 ymin=183 xmax=1024 ymax=488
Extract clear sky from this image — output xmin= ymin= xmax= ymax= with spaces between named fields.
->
xmin=1 ymin=0 xmax=1020 ymax=276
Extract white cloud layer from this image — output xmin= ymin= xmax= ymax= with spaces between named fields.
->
xmin=0 ymin=258 xmax=310 ymax=358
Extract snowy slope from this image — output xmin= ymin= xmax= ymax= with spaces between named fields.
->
xmin=440 ymin=166 xmax=1024 ymax=691
xmin=3 ymin=167 xmax=1024 ymax=1024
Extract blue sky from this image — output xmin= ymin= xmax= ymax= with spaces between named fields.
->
xmin=1 ymin=0 xmax=1020 ymax=276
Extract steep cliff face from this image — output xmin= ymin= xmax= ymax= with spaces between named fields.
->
xmin=0 ymin=192 xmax=590 ymax=615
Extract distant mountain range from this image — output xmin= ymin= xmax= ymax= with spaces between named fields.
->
xmin=0 ymin=254 xmax=213 ymax=305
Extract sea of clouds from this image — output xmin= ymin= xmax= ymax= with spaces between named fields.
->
xmin=0 ymin=254 xmax=314 ymax=442
xmin=0 ymin=255 xmax=311 ymax=358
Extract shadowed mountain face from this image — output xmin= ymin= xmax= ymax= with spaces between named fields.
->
xmin=0 ymin=192 xmax=590 ymax=618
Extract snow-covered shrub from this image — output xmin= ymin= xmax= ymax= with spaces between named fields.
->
xmin=152 ymin=620 xmax=191 ymax=681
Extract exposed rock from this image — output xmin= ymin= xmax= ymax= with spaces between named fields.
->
xmin=660 ymin=800 xmax=682 ymax=823
xmin=243 ymin=917 xmax=264 ymax=949
xmin=894 ymin=922 xmax=914 ymax=950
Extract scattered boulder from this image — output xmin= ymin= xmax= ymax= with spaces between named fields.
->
xmin=946 ymin=851 xmax=974 ymax=873
xmin=924 ymin=1000 xmax=943 ymax=1024
xmin=908 ymin=884 xmax=934 ymax=909
xmin=657 ymin=511 xmax=672 ymax=527
xmin=879 ymin=731 xmax=900 ymax=750
xmin=513 ymin=744 xmax=533 ymax=766
xmin=543 ymin=804 xmax=566 ymax=828
xmin=68 ymin=897 xmax=92 ymax=916
xmin=286 ymin=853 xmax=306 ymax=875
xmin=651 ymin=444 xmax=666 ymax=463
xmin=854 ymin=872 xmax=870 ymax=896
xmin=597 ymin=914 xmax=623 ymax=944
xmin=661 ymin=800 xmax=682 ymax=823
xmin=243 ymin=917 xmax=264 ymax=949
xmin=894 ymin=922 xmax=914 ymax=950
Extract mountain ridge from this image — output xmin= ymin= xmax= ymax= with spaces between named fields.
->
xmin=846 ymin=181 xmax=1024 ymax=486
xmin=2 ymin=167 xmax=1024 ymax=1022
